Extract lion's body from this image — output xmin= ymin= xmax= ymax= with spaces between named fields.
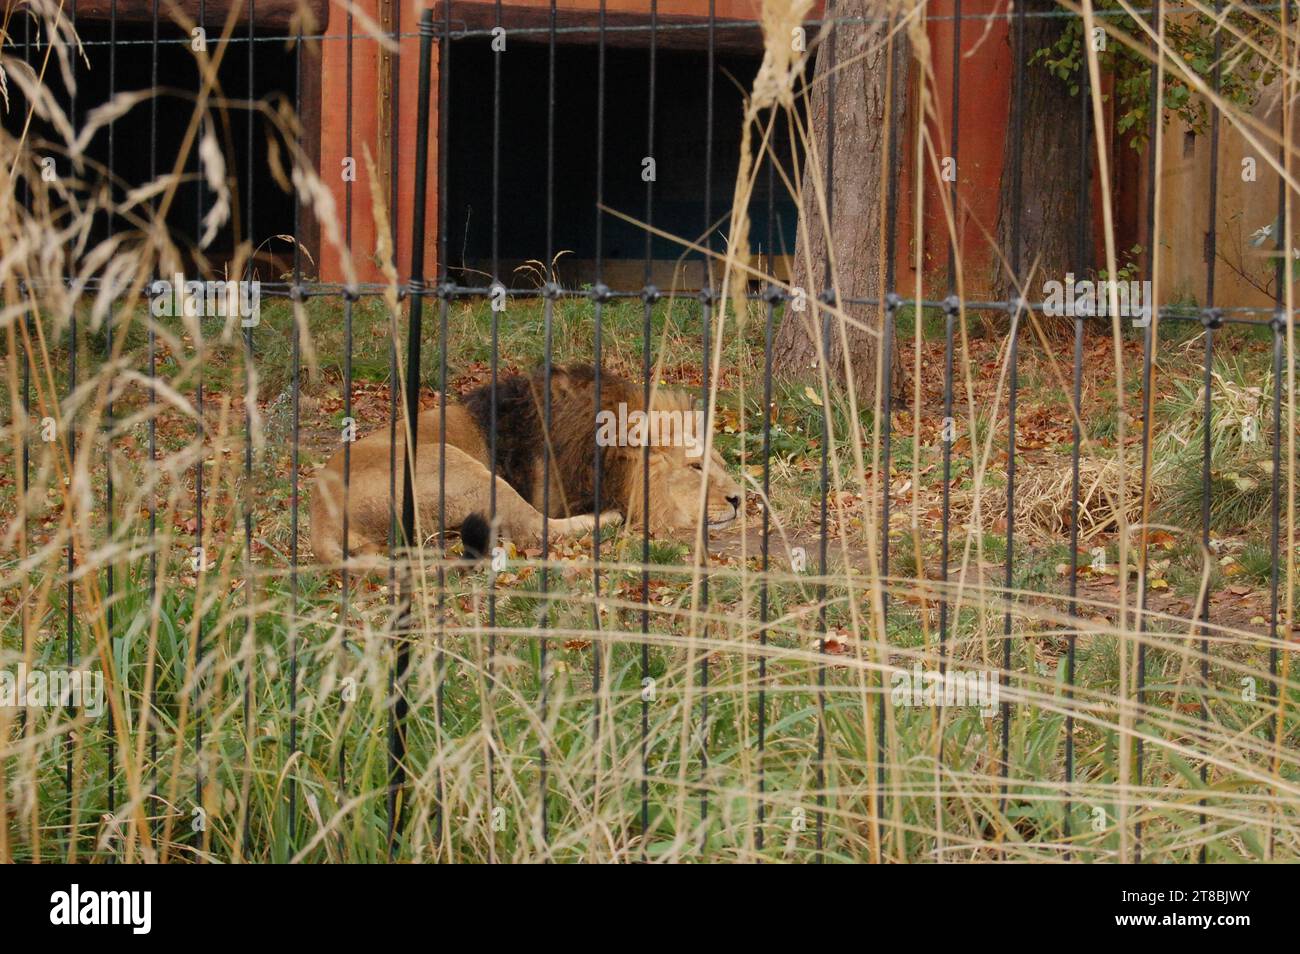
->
xmin=309 ymin=365 xmax=742 ymax=567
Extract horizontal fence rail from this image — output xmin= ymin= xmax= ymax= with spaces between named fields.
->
xmin=1 ymin=0 xmax=1297 ymax=863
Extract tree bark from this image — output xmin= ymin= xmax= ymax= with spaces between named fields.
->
xmin=772 ymin=1 xmax=906 ymax=404
xmin=994 ymin=0 xmax=1086 ymax=302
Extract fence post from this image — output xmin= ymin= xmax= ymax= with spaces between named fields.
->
xmin=387 ymin=5 xmax=437 ymax=860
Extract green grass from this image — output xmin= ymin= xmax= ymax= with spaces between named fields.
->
xmin=1235 ymin=541 xmax=1278 ymax=588
xmin=6 ymin=291 xmax=1299 ymax=864
xmin=6 ymin=513 xmax=1294 ymax=864
xmin=1154 ymin=353 xmax=1288 ymax=534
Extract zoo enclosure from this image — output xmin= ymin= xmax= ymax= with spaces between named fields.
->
xmin=2 ymin=0 xmax=1298 ymax=861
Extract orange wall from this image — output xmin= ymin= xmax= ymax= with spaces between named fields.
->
xmin=320 ymin=0 xmax=441 ymax=285
xmin=903 ymin=0 xmax=1010 ymax=298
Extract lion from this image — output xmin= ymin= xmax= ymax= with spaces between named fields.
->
xmin=309 ymin=364 xmax=743 ymax=566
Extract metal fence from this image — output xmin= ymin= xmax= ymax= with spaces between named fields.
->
xmin=2 ymin=0 xmax=1297 ymax=862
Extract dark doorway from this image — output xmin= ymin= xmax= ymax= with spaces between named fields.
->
xmin=3 ymin=21 xmax=297 ymax=275
xmin=445 ymin=39 xmax=801 ymax=290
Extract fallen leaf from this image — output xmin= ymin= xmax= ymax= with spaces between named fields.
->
xmin=1148 ymin=530 xmax=1176 ymax=548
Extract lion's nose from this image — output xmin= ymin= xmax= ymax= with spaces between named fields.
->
xmin=726 ymin=494 xmax=741 ymax=511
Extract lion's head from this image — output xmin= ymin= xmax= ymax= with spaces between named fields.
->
xmin=623 ymin=390 xmax=744 ymax=536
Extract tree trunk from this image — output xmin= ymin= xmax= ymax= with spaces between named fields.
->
xmin=993 ymin=0 xmax=1085 ymax=303
xmin=772 ymin=1 xmax=906 ymax=404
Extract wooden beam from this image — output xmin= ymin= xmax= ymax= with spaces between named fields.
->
xmin=71 ymin=0 xmax=329 ymax=31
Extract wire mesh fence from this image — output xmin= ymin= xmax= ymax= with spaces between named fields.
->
xmin=1 ymin=0 xmax=1298 ymax=862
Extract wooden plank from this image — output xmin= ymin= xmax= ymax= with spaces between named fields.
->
xmin=71 ymin=0 xmax=329 ymax=30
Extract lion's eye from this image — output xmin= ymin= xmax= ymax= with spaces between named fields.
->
xmin=690 ymin=462 xmax=704 ymax=471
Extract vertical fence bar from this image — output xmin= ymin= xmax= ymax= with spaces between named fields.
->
xmin=639 ymin=0 xmax=658 ymax=855
xmin=816 ymin=4 xmax=838 ymax=864
xmin=1066 ymin=305 xmax=1084 ymax=854
xmin=194 ymin=0 xmax=211 ymax=856
xmin=939 ymin=0 xmax=961 ymax=665
xmin=589 ymin=3 xmax=612 ymax=864
xmin=242 ymin=0 xmax=257 ymax=856
xmin=591 ymin=0 xmax=607 ymax=755
xmin=65 ymin=0 xmax=79 ymax=849
xmin=817 ymin=306 xmax=830 ymax=859
xmin=938 ymin=4 xmax=962 ymax=857
xmin=877 ymin=4 xmax=905 ymax=838
xmin=487 ymin=0 xmax=503 ymax=852
xmin=388 ymin=6 xmax=437 ymax=858
xmin=148 ymin=0 xmax=160 ymax=834
xmin=18 ymin=0 xmax=31 ymax=754
xmin=1266 ymin=315 xmax=1283 ymax=857
xmin=17 ymin=8 xmax=32 ymax=849
xmin=1197 ymin=0 xmax=1223 ymax=864
xmin=1065 ymin=3 xmax=1093 ymax=855
xmin=106 ymin=0 xmax=117 ymax=826
xmin=385 ymin=0 xmax=402 ymax=698
xmin=286 ymin=7 xmax=303 ymax=850
xmin=1196 ymin=311 xmax=1215 ymax=852
xmin=697 ymin=0 xmax=716 ymax=850
xmin=104 ymin=0 xmax=119 ymax=833
xmin=758 ymin=145 xmax=777 ymax=856
xmin=1000 ymin=0 xmax=1027 ymax=817
xmin=1134 ymin=0 xmax=1164 ymax=861
xmin=434 ymin=0 xmax=453 ymax=852
xmin=65 ymin=234 xmax=77 ymax=850
xmin=388 ymin=0 xmax=402 ymax=256
xmin=1266 ymin=18 xmax=1289 ymax=855
xmin=538 ymin=0 xmax=558 ymax=854
xmin=938 ymin=2 xmax=961 ymax=864
xmin=338 ymin=0 xmax=356 ymax=794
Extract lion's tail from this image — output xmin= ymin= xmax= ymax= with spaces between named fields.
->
xmin=460 ymin=512 xmax=491 ymax=560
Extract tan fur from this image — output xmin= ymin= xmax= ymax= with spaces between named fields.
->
xmin=309 ymin=367 xmax=744 ymax=567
